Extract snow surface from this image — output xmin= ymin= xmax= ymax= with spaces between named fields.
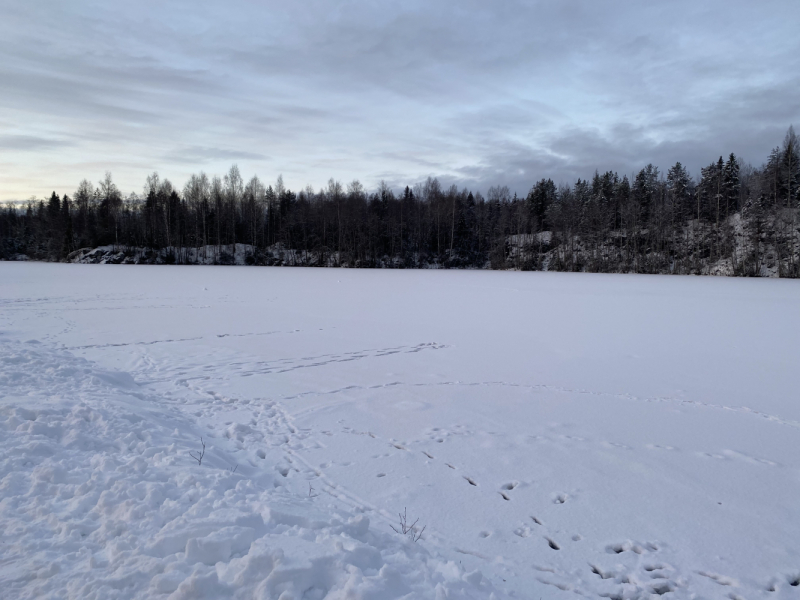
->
xmin=1 ymin=263 xmax=799 ymax=599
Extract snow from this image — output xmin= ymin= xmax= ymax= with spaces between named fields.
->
xmin=1 ymin=263 xmax=800 ymax=599
xmin=68 ymin=244 xmax=263 ymax=266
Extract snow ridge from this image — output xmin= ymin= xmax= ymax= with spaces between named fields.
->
xmin=0 ymin=340 xmax=502 ymax=600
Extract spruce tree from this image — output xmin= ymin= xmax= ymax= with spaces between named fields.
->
xmin=723 ymin=154 xmax=740 ymax=218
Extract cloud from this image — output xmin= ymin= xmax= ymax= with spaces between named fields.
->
xmin=1 ymin=0 xmax=799 ymax=200
xmin=163 ymin=146 xmax=269 ymax=164
xmin=0 ymin=135 xmax=75 ymax=151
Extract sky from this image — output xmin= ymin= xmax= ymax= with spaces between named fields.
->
xmin=1 ymin=0 xmax=799 ymax=202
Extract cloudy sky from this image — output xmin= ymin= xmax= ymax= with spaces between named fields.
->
xmin=1 ymin=0 xmax=798 ymax=201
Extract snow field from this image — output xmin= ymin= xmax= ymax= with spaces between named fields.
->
xmin=0 ymin=340 xmax=500 ymax=599
xmin=1 ymin=263 xmax=800 ymax=599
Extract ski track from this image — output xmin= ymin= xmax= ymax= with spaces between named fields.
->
xmin=433 ymin=382 xmax=799 ymax=431
xmin=117 ymin=338 xmax=798 ymax=432
xmin=127 ymin=343 xmax=448 ymax=383
xmin=277 ymin=377 xmax=800 ymax=433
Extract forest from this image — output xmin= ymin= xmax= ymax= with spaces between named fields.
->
xmin=1 ymin=127 xmax=798 ymax=277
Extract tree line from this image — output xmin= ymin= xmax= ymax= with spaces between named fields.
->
xmin=1 ymin=127 xmax=798 ymax=276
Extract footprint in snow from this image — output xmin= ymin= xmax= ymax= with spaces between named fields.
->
xmin=590 ymin=565 xmax=615 ymax=579
xmin=696 ymin=569 xmax=738 ymax=588
xmin=513 ymin=526 xmax=531 ymax=538
xmin=606 ymin=540 xmax=659 ymax=554
xmin=650 ymin=581 xmax=674 ymax=595
xmin=646 ymin=443 xmax=677 ymax=451
xmin=604 ymin=441 xmax=631 ymax=450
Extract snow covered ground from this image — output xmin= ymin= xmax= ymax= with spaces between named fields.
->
xmin=1 ymin=263 xmax=799 ymax=599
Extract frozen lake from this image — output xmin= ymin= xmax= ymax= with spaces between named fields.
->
xmin=2 ymin=263 xmax=799 ymax=599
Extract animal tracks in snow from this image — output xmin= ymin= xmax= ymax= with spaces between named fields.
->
xmin=229 ymin=343 xmax=448 ymax=377
xmin=580 ymin=543 xmax=690 ymax=599
xmin=282 ymin=377 xmax=800 ymax=432
xmin=697 ymin=448 xmax=779 ymax=467
xmin=698 ymin=570 xmax=738 ymax=586
xmin=70 ymin=328 xmax=311 ymax=350
xmin=114 ymin=344 xmax=793 ymax=600
xmin=513 ymin=525 xmax=532 ymax=538
xmin=70 ymin=335 xmax=204 ymax=349
xmin=605 ymin=540 xmax=659 ymax=555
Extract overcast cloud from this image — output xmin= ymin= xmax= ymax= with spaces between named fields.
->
xmin=1 ymin=0 xmax=798 ymax=200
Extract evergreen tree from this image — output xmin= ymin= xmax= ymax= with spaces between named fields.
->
xmin=723 ymin=154 xmax=740 ymax=217
xmin=526 ymin=178 xmax=556 ymax=231
xmin=2 ymin=129 xmax=798 ymax=277
xmin=667 ymin=162 xmax=691 ymax=222
xmin=781 ymin=126 xmax=799 ymax=208
xmin=61 ymin=195 xmax=74 ymax=258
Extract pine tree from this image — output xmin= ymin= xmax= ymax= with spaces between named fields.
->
xmin=526 ymin=179 xmax=556 ymax=231
xmin=667 ymin=162 xmax=690 ymax=222
xmin=780 ymin=127 xmax=799 ymax=274
xmin=61 ymin=195 xmax=74 ymax=259
xmin=723 ymin=154 xmax=740 ymax=218
xmin=781 ymin=126 xmax=799 ymax=208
